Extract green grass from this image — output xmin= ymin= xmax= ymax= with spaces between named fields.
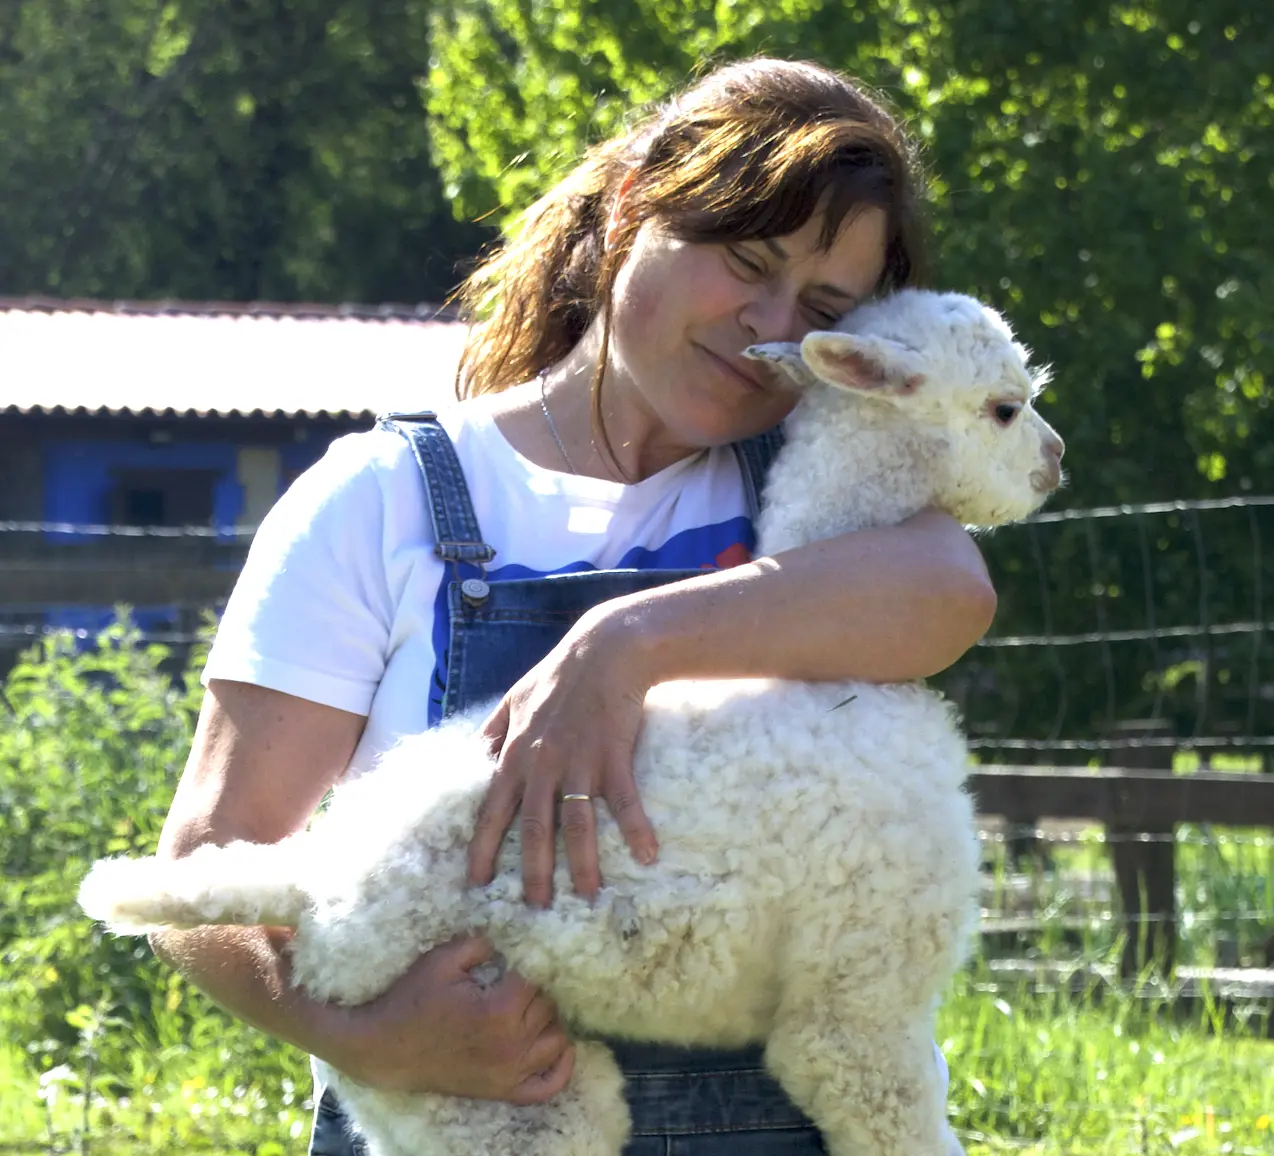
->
xmin=4 ymin=823 xmax=1269 ymax=1154
xmin=940 ymin=968 xmax=1274 ymax=1154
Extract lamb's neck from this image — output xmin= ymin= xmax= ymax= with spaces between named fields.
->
xmin=755 ymin=392 xmax=943 ymax=556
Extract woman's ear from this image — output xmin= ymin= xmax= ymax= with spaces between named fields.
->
xmin=605 ymin=169 xmax=639 ymax=250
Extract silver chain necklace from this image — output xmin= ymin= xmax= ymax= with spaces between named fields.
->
xmin=538 ymin=370 xmax=579 ymax=475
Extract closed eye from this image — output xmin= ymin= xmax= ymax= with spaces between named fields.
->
xmin=726 ymin=245 xmax=765 ymax=277
xmin=804 ymin=304 xmax=842 ymax=328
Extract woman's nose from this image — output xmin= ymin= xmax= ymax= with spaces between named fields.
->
xmin=739 ymin=289 xmax=801 ymax=345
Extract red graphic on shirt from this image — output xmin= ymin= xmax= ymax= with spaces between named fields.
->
xmin=704 ymin=541 xmax=753 ymax=570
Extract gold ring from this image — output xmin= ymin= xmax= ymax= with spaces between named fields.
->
xmin=561 ymin=793 xmax=592 ymax=803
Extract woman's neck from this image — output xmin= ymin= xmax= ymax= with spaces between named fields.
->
xmin=496 ymin=339 xmax=704 ymax=483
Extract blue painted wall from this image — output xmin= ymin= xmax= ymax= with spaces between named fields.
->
xmin=46 ymin=440 xmax=238 ymax=527
xmin=39 ymin=432 xmax=332 ymax=638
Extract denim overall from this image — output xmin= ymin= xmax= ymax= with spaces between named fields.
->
xmin=309 ymin=413 xmax=828 ymax=1155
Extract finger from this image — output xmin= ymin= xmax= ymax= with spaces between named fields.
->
xmin=509 ymin=1040 xmax=575 ymax=1106
xmin=520 ymin=766 xmax=560 ymax=908
xmin=479 ymin=697 xmax=511 ymax=763
xmin=519 ymin=990 xmax=561 ymax=1037
xmin=487 ymin=967 xmax=542 ymax=1020
xmin=559 ymin=782 xmax=600 ymax=901
xmin=438 ymin=932 xmax=496 ymax=974
xmin=468 ymin=760 xmax=523 ymax=887
xmin=603 ymin=748 xmax=658 ymax=866
xmin=522 ymin=1023 xmax=571 ymax=1075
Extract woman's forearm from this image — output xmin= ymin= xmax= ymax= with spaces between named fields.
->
xmin=145 ymin=682 xmax=369 ymax=1075
xmin=604 ymin=508 xmax=997 ymax=686
xmin=149 ymin=925 xmax=360 ymax=1062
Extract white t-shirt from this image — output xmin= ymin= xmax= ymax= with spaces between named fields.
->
xmin=203 ymin=395 xmax=757 ymax=776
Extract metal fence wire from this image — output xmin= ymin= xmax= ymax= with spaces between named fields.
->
xmin=3 ymin=495 xmax=1273 ymax=763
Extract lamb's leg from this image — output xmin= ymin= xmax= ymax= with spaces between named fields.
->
xmin=332 ymin=1039 xmax=630 ymax=1156
xmin=763 ymin=887 xmax=971 ymax=1156
xmin=766 ymin=1004 xmax=960 ymax=1156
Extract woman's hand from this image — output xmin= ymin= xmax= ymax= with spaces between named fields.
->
xmin=467 ymin=605 xmax=659 ymax=907
xmin=330 ymin=934 xmax=575 ymax=1104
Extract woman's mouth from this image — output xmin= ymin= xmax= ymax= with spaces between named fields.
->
xmin=698 ymin=345 xmax=766 ymax=392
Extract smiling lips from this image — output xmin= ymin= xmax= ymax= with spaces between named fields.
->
xmin=700 ymin=345 xmax=766 ymax=392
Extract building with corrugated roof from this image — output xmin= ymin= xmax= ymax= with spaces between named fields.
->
xmin=0 ymin=298 xmax=465 ymax=663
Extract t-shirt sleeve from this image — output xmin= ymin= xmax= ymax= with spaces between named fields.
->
xmin=202 ymin=431 xmax=402 ymax=715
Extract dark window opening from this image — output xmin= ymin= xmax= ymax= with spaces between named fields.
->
xmin=109 ymin=468 xmax=219 ymax=527
xmin=123 ymin=488 xmax=167 ymax=525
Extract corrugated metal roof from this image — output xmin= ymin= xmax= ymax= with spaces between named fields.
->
xmin=0 ymin=298 xmax=467 ymax=419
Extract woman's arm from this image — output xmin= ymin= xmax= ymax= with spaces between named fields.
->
xmin=469 ymin=509 xmax=996 ymax=905
xmin=614 ymin=507 xmax=996 ymax=685
xmin=150 ymin=678 xmax=574 ymax=1104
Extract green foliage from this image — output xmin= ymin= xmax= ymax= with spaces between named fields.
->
xmin=0 ymin=0 xmax=494 ymax=302
xmin=3 ymin=973 xmax=1272 ymax=1153
xmin=427 ymin=0 xmax=1273 ymax=505
xmin=937 ymin=967 xmax=1274 ymax=1153
xmin=921 ymin=1 xmax=1273 ymax=504
xmin=428 ymin=0 xmax=1274 ymax=749
xmin=4 ymin=0 xmax=1271 ymax=743
xmin=1 ymin=1029 xmax=310 ymax=1154
xmin=0 ymin=617 xmax=303 ymax=1101
xmin=8 ymin=0 xmax=1268 ymax=501
xmin=1 ymin=619 xmax=192 ymax=1065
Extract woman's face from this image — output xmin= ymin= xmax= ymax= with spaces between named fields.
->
xmin=605 ymin=205 xmax=889 ymax=449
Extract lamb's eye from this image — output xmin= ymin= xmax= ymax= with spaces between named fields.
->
xmin=993 ymin=403 xmax=1021 ymax=426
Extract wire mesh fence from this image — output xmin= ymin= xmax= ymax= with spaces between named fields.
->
xmin=944 ymin=496 xmax=1274 ymax=761
xmin=3 ymin=497 xmax=1272 ymax=958
xmin=2 ymin=500 xmax=1272 ymax=1000
xmin=4 ymin=495 xmax=1273 ymax=754
xmin=974 ymin=820 xmax=1274 ymax=977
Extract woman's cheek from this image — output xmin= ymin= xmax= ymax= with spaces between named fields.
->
xmin=612 ymin=247 xmax=678 ymax=339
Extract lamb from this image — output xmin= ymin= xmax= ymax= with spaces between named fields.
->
xmin=79 ymin=288 xmax=1065 ymax=1156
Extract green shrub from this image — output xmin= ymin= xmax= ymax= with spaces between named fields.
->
xmin=0 ymin=615 xmax=304 ymax=1099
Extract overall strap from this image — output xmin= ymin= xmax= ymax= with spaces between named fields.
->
xmin=732 ymin=424 xmax=786 ymax=522
xmin=377 ymin=411 xmax=496 ymax=569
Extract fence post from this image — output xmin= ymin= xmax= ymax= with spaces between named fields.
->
xmin=1108 ymin=720 xmax=1177 ymax=980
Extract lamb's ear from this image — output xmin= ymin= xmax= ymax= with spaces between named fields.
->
xmin=743 ymin=341 xmax=822 ymax=391
xmin=800 ymin=332 xmax=929 ymax=397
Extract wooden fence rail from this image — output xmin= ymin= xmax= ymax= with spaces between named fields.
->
xmin=969 ymin=765 xmax=1274 ymax=978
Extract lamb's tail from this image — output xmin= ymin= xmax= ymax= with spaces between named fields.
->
xmin=78 ymin=838 xmax=311 ymax=934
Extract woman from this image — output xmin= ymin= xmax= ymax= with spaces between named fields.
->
xmin=150 ymin=57 xmax=994 ymax=1154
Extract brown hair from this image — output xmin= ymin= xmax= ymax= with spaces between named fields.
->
xmin=454 ymin=57 xmax=927 ymax=412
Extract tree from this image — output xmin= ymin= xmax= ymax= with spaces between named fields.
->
xmin=427 ymin=0 xmax=1273 ymax=501
xmin=0 ymin=0 xmax=492 ymax=302
xmin=426 ymin=0 xmax=1274 ymax=747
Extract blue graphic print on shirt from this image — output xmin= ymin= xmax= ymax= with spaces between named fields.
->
xmin=427 ymin=515 xmax=755 ymax=725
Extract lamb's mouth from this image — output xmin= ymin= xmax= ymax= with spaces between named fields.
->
xmin=1030 ymin=463 xmax=1063 ymax=494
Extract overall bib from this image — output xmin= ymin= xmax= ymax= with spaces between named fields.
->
xmin=309 ymin=413 xmax=828 ymax=1155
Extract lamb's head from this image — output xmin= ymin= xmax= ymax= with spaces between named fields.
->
xmin=748 ymin=289 xmax=1065 ymax=529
